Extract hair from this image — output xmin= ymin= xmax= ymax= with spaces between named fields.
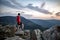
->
xmin=18 ymin=13 xmax=20 ymax=15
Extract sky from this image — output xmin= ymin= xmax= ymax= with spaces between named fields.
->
xmin=0 ymin=0 xmax=60 ymax=20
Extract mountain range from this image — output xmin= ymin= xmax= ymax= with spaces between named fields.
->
xmin=0 ymin=16 xmax=60 ymax=31
xmin=0 ymin=16 xmax=45 ymax=31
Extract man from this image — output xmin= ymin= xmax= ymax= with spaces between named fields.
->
xmin=16 ymin=13 xmax=22 ymax=30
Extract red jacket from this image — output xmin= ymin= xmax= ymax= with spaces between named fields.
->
xmin=16 ymin=16 xmax=21 ymax=24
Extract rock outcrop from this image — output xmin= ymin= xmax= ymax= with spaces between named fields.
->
xmin=42 ymin=25 xmax=60 ymax=40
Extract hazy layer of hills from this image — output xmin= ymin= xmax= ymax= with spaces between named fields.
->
xmin=30 ymin=19 xmax=60 ymax=28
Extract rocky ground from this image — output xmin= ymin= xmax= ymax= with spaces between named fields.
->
xmin=0 ymin=25 xmax=60 ymax=40
xmin=0 ymin=25 xmax=31 ymax=40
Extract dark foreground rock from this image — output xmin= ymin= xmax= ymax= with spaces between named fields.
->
xmin=0 ymin=25 xmax=16 ymax=39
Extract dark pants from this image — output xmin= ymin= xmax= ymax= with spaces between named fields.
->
xmin=16 ymin=22 xmax=22 ymax=30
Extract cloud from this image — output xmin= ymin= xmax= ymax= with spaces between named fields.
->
xmin=26 ymin=4 xmax=52 ymax=14
xmin=10 ymin=0 xmax=24 ymax=8
xmin=0 ymin=0 xmax=23 ymax=9
xmin=41 ymin=2 xmax=45 ymax=8
xmin=56 ymin=12 xmax=60 ymax=16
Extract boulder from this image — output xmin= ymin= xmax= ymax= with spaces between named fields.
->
xmin=24 ymin=30 xmax=30 ymax=40
xmin=15 ymin=29 xmax=25 ymax=39
xmin=30 ymin=29 xmax=42 ymax=40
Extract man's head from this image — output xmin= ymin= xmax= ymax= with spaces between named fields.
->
xmin=18 ymin=13 xmax=20 ymax=15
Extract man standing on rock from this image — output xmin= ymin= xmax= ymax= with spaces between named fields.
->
xmin=16 ymin=13 xmax=22 ymax=30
